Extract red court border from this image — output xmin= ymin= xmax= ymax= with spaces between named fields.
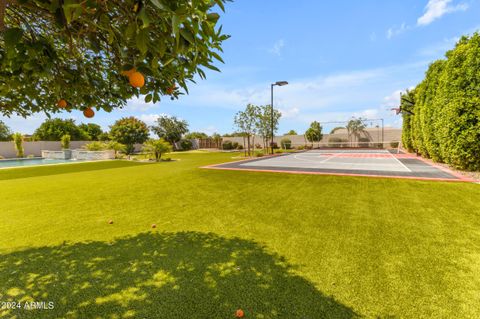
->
xmin=201 ymin=152 xmax=477 ymax=183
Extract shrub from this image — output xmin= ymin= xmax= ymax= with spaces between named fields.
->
xmin=60 ymin=134 xmax=71 ymax=149
xmin=255 ymin=152 xmax=264 ymax=157
xmin=255 ymin=143 xmax=262 ymax=149
xmin=179 ymin=139 xmax=193 ymax=151
xmin=270 ymin=142 xmax=278 ymax=149
xmin=232 ymin=142 xmax=239 ymax=149
xmin=280 ymin=138 xmax=292 ymax=149
xmin=222 ymin=140 xmax=234 ymax=150
xmin=143 ymin=139 xmax=173 ymax=161
xmin=390 ymin=141 xmax=400 ymax=148
xmin=236 ymin=144 xmax=244 ymax=150
xmin=26 ymin=154 xmax=35 ymax=158
xmin=296 ymin=145 xmax=305 ymax=150
xmin=328 ymin=137 xmax=346 ymax=147
xmin=83 ymin=141 xmax=107 ymax=151
xmin=402 ymin=33 xmax=480 ymax=170
xmin=275 ymin=149 xmax=283 ymax=154
xmin=12 ymin=133 xmax=24 ymax=158
xmin=0 ymin=155 xmax=4 ymax=159
xmin=358 ymin=137 xmax=370 ymax=148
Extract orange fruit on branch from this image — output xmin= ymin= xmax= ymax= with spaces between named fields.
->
xmin=166 ymin=85 xmax=176 ymax=95
xmin=57 ymin=99 xmax=67 ymax=108
xmin=129 ymin=71 xmax=145 ymax=88
xmin=121 ymin=67 xmax=136 ymax=77
xmin=83 ymin=107 xmax=95 ymax=118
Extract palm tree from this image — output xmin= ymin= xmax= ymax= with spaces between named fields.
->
xmin=346 ymin=118 xmax=367 ymax=147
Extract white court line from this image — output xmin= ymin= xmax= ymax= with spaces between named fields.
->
xmin=388 ymin=151 xmax=411 ymax=172
xmin=293 ymin=153 xmax=341 ymax=164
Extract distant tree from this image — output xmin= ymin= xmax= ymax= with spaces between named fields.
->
xmin=184 ymin=132 xmax=208 ymax=139
xmin=234 ymin=104 xmax=260 ymax=156
xmin=12 ymin=133 xmax=24 ymax=157
xmin=346 ymin=118 xmax=367 ymax=146
xmin=305 ymin=121 xmax=323 ymax=147
xmin=256 ymin=105 xmax=281 ymax=150
xmin=0 ymin=120 xmax=12 ymax=141
xmin=33 ymin=118 xmax=89 ymax=141
xmin=143 ymin=139 xmax=172 ymax=161
xmin=79 ymin=123 xmax=104 ymax=141
xmin=60 ymin=134 xmax=71 ymax=149
xmin=329 ymin=126 xmax=345 ymax=134
xmin=151 ymin=115 xmax=189 ymax=149
xmin=109 ymin=117 xmax=149 ymax=155
xmin=106 ymin=141 xmax=126 ymax=159
xmin=284 ymin=130 xmax=297 ymax=136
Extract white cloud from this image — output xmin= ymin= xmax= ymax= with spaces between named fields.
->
xmin=125 ymin=96 xmax=156 ymax=112
xmin=269 ymin=39 xmax=285 ymax=56
xmin=139 ymin=113 xmax=164 ymax=126
xmin=176 ymin=61 xmax=428 ymax=129
xmin=387 ymin=23 xmax=409 ymax=39
xmin=417 ymin=0 xmax=468 ymax=26
xmin=198 ymin=125 xmax=219 ymax=135
xmin=278 ymin=107 xmax=300 ymax=119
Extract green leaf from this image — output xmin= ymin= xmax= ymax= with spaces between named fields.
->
xmin=180 ymin=28 xmax=195 ymax=44
xmin=4 ymin=28 xmax=24 ymax=49
xmin=204 ymin=63 xmax=220 ymax=72
xmin=145 ymin=94 xmax=153 ymax=103
xmin=172 ymin=15 xmax=181 ymax=40
xmin=150 ymin=0 xmax=169 ymax=11
xmin=138 ymin=8 xmax=151 ymax=29
xmin=136 ymin=29 xmax=149 ymax=55
xmin=211 ymin=51 xmax=224 ymax=63
xmin=207 ymin=13 xmax=220 ymax=23
xmin=214 ymin=0 xmax=225 ymax=12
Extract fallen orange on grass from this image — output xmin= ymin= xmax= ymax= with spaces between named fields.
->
xmin=129 ymin=71 xmax=145 ymax=88
xmin=57 ymin=99 xmax=67 ymax=108
xmin=235 ymin=309 xmax=244 ymax=318
xmin=83 ymin=107 xmax=95 ymax=118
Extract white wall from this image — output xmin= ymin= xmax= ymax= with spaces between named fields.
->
xmin=0 ymin=141 xmax=143 ymax=158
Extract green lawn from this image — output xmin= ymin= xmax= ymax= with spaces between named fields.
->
xmin=1 ymin=152 xmax=479 ymax=318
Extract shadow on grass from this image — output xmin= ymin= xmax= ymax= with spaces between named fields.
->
xmin=0 ymin=232 xmax=359 ymax=319
xmin=0 ymin=160 xmax=151 ymax=181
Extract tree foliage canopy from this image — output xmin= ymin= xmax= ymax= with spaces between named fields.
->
xmin=305 ymin=121 xmax=323 ymax=144
xmin=0 ymin=0 xmax=229 ymax=117
xmin=150 ymin=115 xmax=188 ymax=147
xmin=33 ymin=118 xmax=89 ymax=141
xmin=79 ymin=123 xmax=103 ymax=141
xmin=0 ymin=119 xmax=12 ymax=140
xmin=109 ymin=116 xmax=149 ymax=154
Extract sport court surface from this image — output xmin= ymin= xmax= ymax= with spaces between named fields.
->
xmin=206 ymin=149 xmax=472 ymax=182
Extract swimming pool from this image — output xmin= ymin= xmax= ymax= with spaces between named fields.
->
xmin=0 ymin=158 xmax=83 ymax=168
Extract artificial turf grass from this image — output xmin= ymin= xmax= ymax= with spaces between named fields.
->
xmin=0 ymin=232 xmax=358 ymax=319
xmin=0 ymin=151 xmax=479 ymax=318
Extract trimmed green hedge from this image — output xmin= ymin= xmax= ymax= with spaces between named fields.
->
xmin=402 ymin=33 xmax=480 ymax=171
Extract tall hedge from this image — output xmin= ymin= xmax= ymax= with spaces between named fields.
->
xmin=402 ymin=33 xmax=480 ymax=171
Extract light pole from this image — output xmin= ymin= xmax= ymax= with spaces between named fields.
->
xmin=270 ymin=81 xmax=288 ymax=154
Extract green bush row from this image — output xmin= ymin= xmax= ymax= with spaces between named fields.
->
xmin=402 ymin=33 xmax=480 ymax=171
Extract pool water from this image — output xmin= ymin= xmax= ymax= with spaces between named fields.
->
xmin=0 ymin=158 xmax=82 ymax=168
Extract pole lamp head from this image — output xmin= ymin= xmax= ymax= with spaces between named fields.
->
xmin=274 ymin=81 xmax=289 ymax=86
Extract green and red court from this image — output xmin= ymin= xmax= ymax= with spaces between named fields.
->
xmin=205 ymin=149 xmax=475 ymax=182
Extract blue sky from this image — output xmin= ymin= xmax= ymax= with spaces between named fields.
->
xmin=3 ymin=0 xmax=480 ymax=135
